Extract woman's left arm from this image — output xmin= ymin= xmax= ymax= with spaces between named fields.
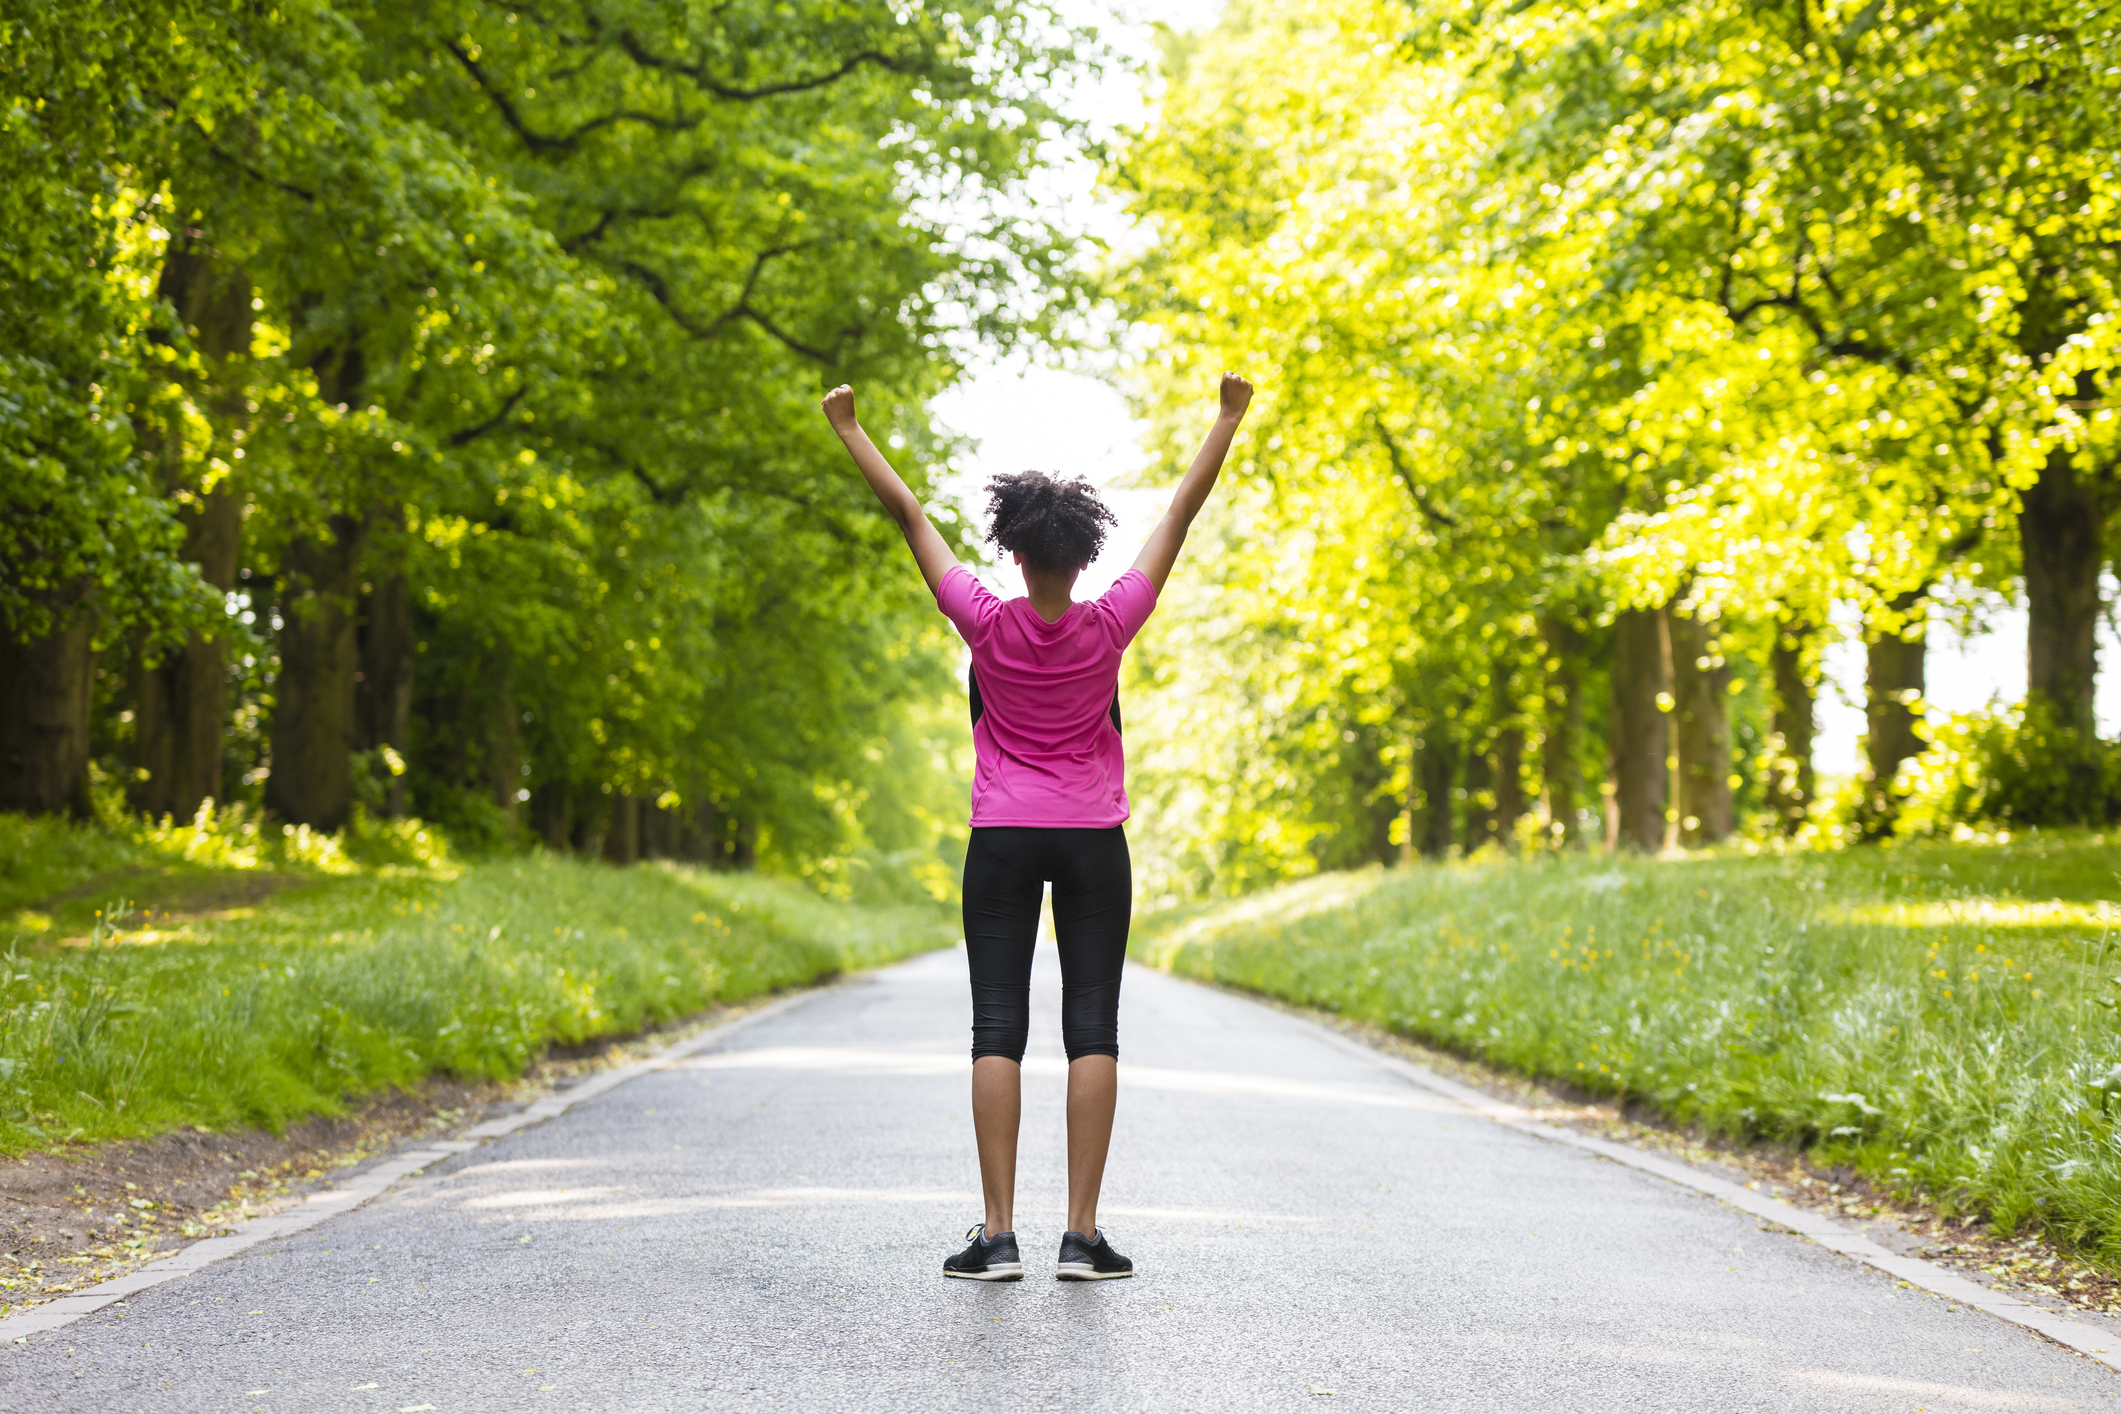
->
xmin=1132 ymin=373 xmax=1253 ymax=594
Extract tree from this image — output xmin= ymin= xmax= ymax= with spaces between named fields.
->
xmin=1109 ymin=0 xmax=2121 ymax=890
xmin=2 ymin=0 xmax=1090 ymax=890
xmin=0 ymin=1 xmax=231 ymax=811
xmin=129 ymin=235 xmax=253 ymax=823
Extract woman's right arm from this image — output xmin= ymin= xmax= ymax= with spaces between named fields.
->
xmin=1132 ymin=373 xmax=1253 ymax=594
xmin=822 ymin=384 xmax=960 ymax=596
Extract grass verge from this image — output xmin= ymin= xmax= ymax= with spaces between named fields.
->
xmin=1133 ymin=835 xmax=2121 ymax=1262
xmin=0 ymin=810 xmax=957 ymax=1155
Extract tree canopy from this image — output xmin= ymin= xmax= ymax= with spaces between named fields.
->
xmin=1 ymin=0 xmax=1093 ymax=881
xmin=1113 ymin=0 xmax=2121 ymax=897
xmin=11 ymin=0 xmax=2121 ymax=896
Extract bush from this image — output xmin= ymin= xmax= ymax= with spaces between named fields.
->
xmin=1898 ymin=700 xmax=2121 ymax=835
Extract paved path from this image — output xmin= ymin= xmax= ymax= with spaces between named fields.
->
xmin=6 ymin=948 xmax=2119 ymax=1412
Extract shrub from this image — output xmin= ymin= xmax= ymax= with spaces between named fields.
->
xmin=1898 ymin=700 xmax=2121 ymax=835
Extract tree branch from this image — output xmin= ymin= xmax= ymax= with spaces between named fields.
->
xmin=581 ymin=438 xmax=859 ymax=542
xmin=192 ymin=123 xmax=318 ymax=203
xmin=444 ymin=41 xmax=559 ymax=152
xmin=449 ymin=386 xmax=529 ymax=447
xmin=1717 ymin=231 xmax=1914 ymax=372
xmin=601 ymin=26 xmax=910 ymax=100
xmin=735 ymin=304 xmax=837 ymax=364
xmin=612 ymin=245 xmax=840 ymax=363
xmin=449 ymin=19 xmax=915 ymax=160
xmin=1373 ymin=417 xmax=1459 ymax=528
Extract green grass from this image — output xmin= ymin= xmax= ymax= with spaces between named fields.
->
xmin=1134 ymin=835 xmax=2121 ymax=1261
xmin=0 ymin=812 xmax=957 ymax=1155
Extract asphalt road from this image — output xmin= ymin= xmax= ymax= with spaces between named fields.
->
xmin=5 ymin=946 xmax=2118 ymax=1413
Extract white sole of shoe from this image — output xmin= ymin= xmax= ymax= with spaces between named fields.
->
xmin=944 ymin=1262 xmax=1023 ymax=1281
xmin=1055 ymin=1263 xmax=1133 ymax=1281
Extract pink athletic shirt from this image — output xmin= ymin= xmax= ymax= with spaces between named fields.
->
xmin=936 ymin=565 xmax=1159 ymax=828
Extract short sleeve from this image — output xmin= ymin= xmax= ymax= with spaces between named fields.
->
xmin=1094 ymin=568 xmax=1159 ymax=645
xmin=935 ymin=564 xmax=1000 ymax=641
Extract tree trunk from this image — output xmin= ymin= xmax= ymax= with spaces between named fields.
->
xmin=1602 ymin=755 xmax=1620 ymax=850
xmin=1398 ymin=731 xmax=1417 ymax=866
xmin=1466 ymin=666 xmax=1527 ymax=852
xmin=267 ymin=515 xmax=367 ymax=830
xmin=1666 ymin=606 xmax=1733 ymax=846
xmin=2021 ymin=445 xmax=2105 ymax=735
xmin=1861 ymin=593 xmax=1927 ymax=836
xmin=131 ymin=488 xmax=242 ymax=821
xmin=1767 ymin=624 xmax=1815 ymax=834
xmin=0 ymin=618 xmax=95 ymax=817
xmin=1611 ymin=606 xmax=1670 ymax=852
xmin=130 ymin=649 xmax=175 ymax=817
xmin=573 ymin=802 xmax=604 ymax=857
xmin=355 ymin=568 xmax=415 ymax=817
xmin=1493 ymin=725 xmax=1525 ymax=847
xmin=484 ymin=678 xmax=520 ymax=830
xmin=531 ymin=786 xmax=571 ymax=852
xmin=727 ymin=814 xmax=758 ymax=871
xmin=1416 ymin=724 xmax=1457 ymax=858
xmin=679 ymin=794 xmax=720 ymax=864
xmin=130 ymin=234 xmax=250 ymax=822
xmin=1360 ymin=723 xmax=1398 ymax=866
xmin=603 ymin=794 xmax=640 ymax=865
xmin=1540 ymin=615 xmax=1585 ymax=847
xmin=267 ymin=328 xmax=367 ymax=832
xmin=160 ymin=234 xmax=253 ymax=363
xmin=1462 ymin=746 xmax=1495 ymax=851
xmin=640 ymin=800 xmax=677 ymax=860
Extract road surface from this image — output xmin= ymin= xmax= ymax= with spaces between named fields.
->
xmin=5 ymin=947 xmax=2117 ymax=1412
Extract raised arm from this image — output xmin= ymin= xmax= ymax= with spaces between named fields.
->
xmin=1132 ymin=373 xmax=1253 ymax=594
xmin=821 ymin=384 xmax=960 ymax=596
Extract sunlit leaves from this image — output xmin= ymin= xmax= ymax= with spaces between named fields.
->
xmin=1113 ymin=0 xmax=2121 ymax=888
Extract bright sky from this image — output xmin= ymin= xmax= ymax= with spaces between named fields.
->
xmin=928 ymin=0 xmax=1219 ymax=602
xmin=931 ymin=0 xmax=2105 ymax=776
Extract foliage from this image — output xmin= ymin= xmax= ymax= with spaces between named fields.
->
xmin=1901 ymin=701 xmax=2121 ymax=833
xmin=0 ymin=0 xmax=227 ymax=640
xmin=3 ymin=0 xmax=1087 ymax=878
xmin=0 ymin=812 xmax=954 ymax=1155
xmin=1137 ymin=837 xmax=2121 ymax=1261
xmin=1108 ymin=0 xmax=2121 ymax=890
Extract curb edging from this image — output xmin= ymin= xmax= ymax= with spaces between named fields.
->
xmin=0 ymin=988 xmax=823 ymax=1343
xmin=1296 ymin=1018 xmax=2121 ymax=1374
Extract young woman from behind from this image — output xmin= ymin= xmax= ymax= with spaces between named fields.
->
xmin=821 ymin=372 xmax=1253 ymax=1281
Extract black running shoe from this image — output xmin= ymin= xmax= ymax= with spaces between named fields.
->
xmin=1056 ymin=1228 xmax=1133 ymax=1281
xmin=943 ymin=1224 xmax=1023 ymax=1281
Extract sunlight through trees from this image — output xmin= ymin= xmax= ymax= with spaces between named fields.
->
xmin=1113 ymin=0 xmax=2121 ymax=895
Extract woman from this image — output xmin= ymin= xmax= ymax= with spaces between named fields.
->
xmin=821 ymin=372 xmax=1253 ymax=1281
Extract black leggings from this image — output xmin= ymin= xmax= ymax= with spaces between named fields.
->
xmin=962 ymin=825 xmax=1131 ymax=1063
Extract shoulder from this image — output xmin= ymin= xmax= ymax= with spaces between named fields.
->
xmin=1102 ymin=568 xmax=1157 ymax=611
xmin=1090 ymin=569 xmax=1158 ymax=637
xmin=937 ymin=565 xmax=1002 ymax=621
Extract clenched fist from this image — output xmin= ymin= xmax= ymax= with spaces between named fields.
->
xmin=1219 ymin=372 xmax=1254 ymax=421
xmin=821 ymin=384 xmax=859 ymax=434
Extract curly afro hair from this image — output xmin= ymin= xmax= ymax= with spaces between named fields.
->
xmin=983 ymin=470 xmax=1117 ymax=574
